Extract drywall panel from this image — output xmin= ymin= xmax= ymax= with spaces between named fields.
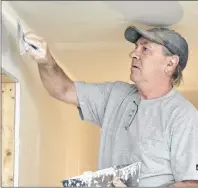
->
xmin=2 ymin=83 xmax=15 ymax=187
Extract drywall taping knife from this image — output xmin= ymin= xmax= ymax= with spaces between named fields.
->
xmin=17 ymin=20 xmax=39 ymax=55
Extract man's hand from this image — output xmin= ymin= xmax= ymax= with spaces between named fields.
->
xmin=24 ymin=32 xmax=53 ymax=64
xmin=112 ymin=177 xmax=127 ymax=187
xmin=169 ymin=180 xmax=198 ymax=187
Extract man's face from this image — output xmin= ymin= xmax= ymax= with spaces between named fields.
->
xmin=129 ymin=36 xmax=168 ymax=84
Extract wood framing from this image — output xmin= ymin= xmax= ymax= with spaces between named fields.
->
xmin=2 ymin=75 xmax=16 ymax=186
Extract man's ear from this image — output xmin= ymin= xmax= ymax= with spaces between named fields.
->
xmin=165 ymin=55 xmax=179 ymax=75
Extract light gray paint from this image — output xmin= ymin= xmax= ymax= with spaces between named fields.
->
xmin=105 ymin=1 xmax=183 ymax=26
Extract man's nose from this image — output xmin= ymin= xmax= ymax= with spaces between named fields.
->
xmin=129 ymin=49 xmax=141 ymax=60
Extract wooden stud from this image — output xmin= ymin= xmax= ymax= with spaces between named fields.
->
xmin=2 ymin=83 xmax=15 ymax=187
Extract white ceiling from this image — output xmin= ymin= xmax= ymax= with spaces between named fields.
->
xmin=2 ymin=1 xmax=198 ymax=90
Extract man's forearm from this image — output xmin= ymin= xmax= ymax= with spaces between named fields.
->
xmin=38 ymin=57 xmax=73 ymax=99
xmin=169 ymin=180 xmax=198 ymax=187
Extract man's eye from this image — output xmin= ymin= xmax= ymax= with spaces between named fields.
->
xmin=143 ymin=47 xmax=148 ymax=51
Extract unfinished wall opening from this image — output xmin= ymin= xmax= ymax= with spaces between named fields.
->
xmin=1 ymin=68 xmax=20 ymax=187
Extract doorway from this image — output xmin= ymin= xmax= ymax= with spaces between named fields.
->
xmin=1 ymin=68 xmax=20 ymax=187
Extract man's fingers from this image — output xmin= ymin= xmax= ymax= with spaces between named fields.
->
xmin=25 ymin=38 xmax=45 ymax=50
xmin=24 ymin=31 xmax=45 ymax=42
xmin=22 ymin=32 xmax=49 ymax=63
xmin=27 ymin=49 xmax=39 ymax=60
xmin=27 ymin=48 xmax=47 ymax=61
xmin=24 ymin=32 xmax=48 ymax=53
xmin=112 ymin=177 xmax=127 ymax=187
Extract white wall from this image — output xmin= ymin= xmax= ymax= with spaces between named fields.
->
xmin=2 ymin=18 xmax=100 ymax=187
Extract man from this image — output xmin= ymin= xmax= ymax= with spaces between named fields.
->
xmin=25 ymin=26 xmax=198 ymax=187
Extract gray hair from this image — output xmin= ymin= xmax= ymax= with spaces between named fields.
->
xmin=163 ymin=47 xmax=183 ymax=86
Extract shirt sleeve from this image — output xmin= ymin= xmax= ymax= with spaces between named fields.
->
xmin=170 ymin=110 xmax=198 ymax=182
xmin=74 ymin=81 xmax=115 ymax=126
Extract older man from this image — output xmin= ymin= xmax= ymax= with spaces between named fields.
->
xmin=25 ymin=26 xmax=198 ymax=187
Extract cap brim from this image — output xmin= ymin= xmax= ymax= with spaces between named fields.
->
xmin=124 ymin=26 xmax=164 ymax=45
